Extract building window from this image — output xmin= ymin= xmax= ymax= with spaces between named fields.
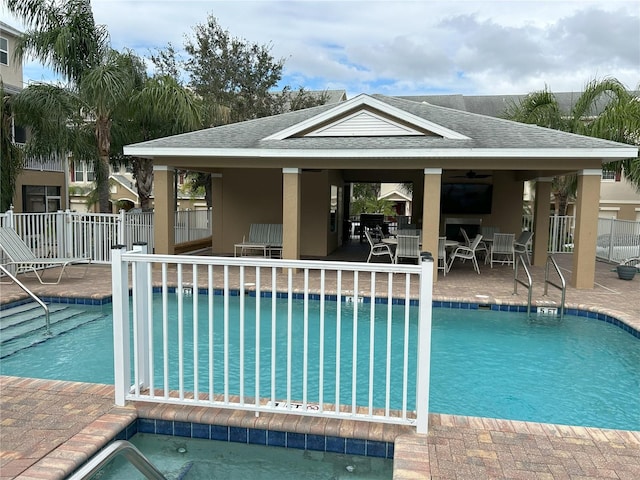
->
xmin=0 ymin=37 xmax=8 ymax=65
xmin=86 ymin=162 xmax=95 ymax=182
xmin=73 ymin=161 xmax=95 ymax=182
xmin=22 ymin=186 xmax=61 ymax=213
xmin=601 ymin=170 xmax=616 ymax=181
xmin=73 ymin=161 xmax=84 ymax=182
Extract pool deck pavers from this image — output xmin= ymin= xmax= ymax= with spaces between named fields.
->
xmin=1 ymin=252 xmax=639 ymax=479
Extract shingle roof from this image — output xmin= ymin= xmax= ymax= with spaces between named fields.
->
xmin=124 ymin=94 xmax=637 ymax=158
xmin=398 ymin=91 xmax=640 ymax=118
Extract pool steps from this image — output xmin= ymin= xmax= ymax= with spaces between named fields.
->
xmin=0 ymin=303 xmax=108 ymax=358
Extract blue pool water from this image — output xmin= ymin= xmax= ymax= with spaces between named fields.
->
xmin=1 ymin=296 xmax=639 ymax=431
xmin=100 ymin=433 xmax=393 ymax=479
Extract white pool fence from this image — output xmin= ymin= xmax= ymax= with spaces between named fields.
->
xmin=1 ymin=209 xmax=637 ymax=265
xmin=0 ymin=208 xmax=211 ymax=263
xmin=111 ymin=245 xmax=434 ymax=434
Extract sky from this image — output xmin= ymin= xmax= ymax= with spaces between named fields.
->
xmin=2 ymin=0 xmax=640 ymax=97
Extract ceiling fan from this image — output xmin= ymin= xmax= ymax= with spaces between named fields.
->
xmin=453 ymin=170 xmax=492 ymax=179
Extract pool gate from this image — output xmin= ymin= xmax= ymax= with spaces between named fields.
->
xmin=111 ymin=244 xmax=434 ymax=434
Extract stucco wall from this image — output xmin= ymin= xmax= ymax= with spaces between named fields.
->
xmin=217 ymin=168 xmax=344 ymax=257
xmin=219 ymin=168 xmax=283 ymax=253
xmin=14 ymin=170 xmax=67 ymax=213
xmin=0 ymin=30 xmax=23 ymax=90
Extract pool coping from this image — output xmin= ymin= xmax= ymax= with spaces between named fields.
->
xmin=5 ymin=376 xmax=639 ymax=480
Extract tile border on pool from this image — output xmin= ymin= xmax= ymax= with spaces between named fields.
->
xmin=114 ymin=418 xmax=395 ymax=459
xmin=2 ymin=292 xmax=638 ymax=339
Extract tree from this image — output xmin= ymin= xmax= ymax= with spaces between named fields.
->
xmin=114 ymin=75 xmax=202 ymax=210
xmin=350 ymin=183 xmax=395 ymax=216
xmin=504 ymin=78 xmax=640 ymax=215
xmin=151 ymin=16 xmax=329 ymax=206
xmin=184 ymin=15 xmax=285 ymax=125
xmin=1 ymin=83 xmax=23 ymax=211
xmin=7 ymin=0 xmax=201 ymax=212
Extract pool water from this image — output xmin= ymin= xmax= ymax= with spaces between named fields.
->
xmin=1 ymin=297 xmax=639 ymax=430
xmin=97 ymin=433 xmax=393 ymax=480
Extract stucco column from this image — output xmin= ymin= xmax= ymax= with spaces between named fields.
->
xmin=211 ymin=173 xmax=223 ymax=254
xmin=571 ymin=169 xmax=601 ymax=289
xmin=532 ymin=178 xmax=552 ymax=266
xmin=153 ymin=165 xmax=175 ymax=255
xmin=282 ymin=168 xmax=301 ymax=260
xmin=421 ymin=168 xmax=442 ymax=283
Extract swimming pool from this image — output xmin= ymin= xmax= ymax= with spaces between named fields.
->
xmin=1 ymin=296 xmax=638 ymax=430
xmin=98 ymin=433 xmax=393 ymax=479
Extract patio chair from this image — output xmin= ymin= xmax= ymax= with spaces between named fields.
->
xmin=480 ymin=225 xmax=500 ymax=241
xmin=234 ymin=223 xmax=270 ymax=256
xmin=437 ymin=236 xmax=448 ymax=275
xmin=365 ymin=230 xmax=393 ymax=263
xmin=448 ymin=234 xmax=484 ymax=274
xmin=514 ymin=230 xmax=534 ymax=265
xmin=395 ymin=235 xmax=421 ymax=264
xmin=460 ymin=227 xmax=488 ymax=262
xmin=490 ymin=233 xmax=515 ymax=268
xmin=0 ymin=226 xmax=91 ymax=284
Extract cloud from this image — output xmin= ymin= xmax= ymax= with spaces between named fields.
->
xmin=6 ymin=0 xmax=640 ymax=96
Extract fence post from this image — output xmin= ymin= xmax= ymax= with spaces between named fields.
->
xmin=186 ymin=209 xmax=191 ymax=242
xmin=415 ymin=256 xmax=434 ymax=434
xmin=63 ymin=210 xmax=73 ymax=257
xmin=3 ymin=206 xmax=15 ymax=228
xmin=118 ymin=209 xmax=126 ymax=246
xmin=132 ymin=243 xmax=150 ymax=392
xmin=111 ymin=245 xmax=131 ymax=406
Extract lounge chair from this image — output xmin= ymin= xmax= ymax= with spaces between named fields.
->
xmin=0 ymin=226 xmax=91 ymax=284
xmin=365 ymin=230 xmax=393 ymax=263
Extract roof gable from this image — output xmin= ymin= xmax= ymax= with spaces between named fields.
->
xmin=264 ymin=94 xmax=470 ymax=140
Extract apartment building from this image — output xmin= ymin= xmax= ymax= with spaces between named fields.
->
xmin=1 ymin=21 xmax=67 ymax=214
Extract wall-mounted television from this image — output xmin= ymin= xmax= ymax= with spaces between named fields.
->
xmin=440 ymin=183 xmax=493 ymax=214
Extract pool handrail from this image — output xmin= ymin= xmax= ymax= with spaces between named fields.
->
xmin=67 ymin=440 xmax=167 ymax=480
xmin=0 ymin=264 xmax=50 ymax=335
xmin=543 ymin=254 xmax=566 ymax=319
xmin=513 ymin=252 xmax=533 ymax=316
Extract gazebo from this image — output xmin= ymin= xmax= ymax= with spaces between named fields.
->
xmin=124 ymin=94 xmax=638 ymax=288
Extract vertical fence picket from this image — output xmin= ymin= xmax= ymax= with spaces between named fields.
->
xmin=107 ymin=254 xmax=433 ymax=429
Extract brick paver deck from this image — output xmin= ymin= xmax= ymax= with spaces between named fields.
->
xmin=1 ymin=250 xmax=638 ymax=479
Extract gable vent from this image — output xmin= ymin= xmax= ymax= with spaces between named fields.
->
xmin=305 ymin=110 xmax=427 ymax=137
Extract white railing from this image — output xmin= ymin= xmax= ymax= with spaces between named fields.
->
xmin=123 ymin=211 xmax=155 ymax=252
xmin=111 ymin=245 xmax=434 ymax=434
xmin=175 ymin=208 xmax=212 ymax=244
xmin=523 ymin=215 xmax=576 ymax=253
xmin=0 ymin=208 xmax=212 ymax=263
xmin=596 ymin=218 xmax=640 ymax=262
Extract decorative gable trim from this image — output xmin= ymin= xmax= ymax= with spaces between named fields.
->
xmin=304 ymin=110 xmax=423 ymax=137
xmin=264 ymin=94 xmax=470 ymax=140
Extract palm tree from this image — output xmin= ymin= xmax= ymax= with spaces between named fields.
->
xmin=12 ymin=48 xmax=145 ymax=212
xmin=1 ymin=82 xmax=23 ymax=211
xmin=7 ymin=0 xmax=201 ymax=212
xmin=115 ymin=75 xmax=202 ymax=210
xmin=504 ymin=77 xmax=640 ymax=214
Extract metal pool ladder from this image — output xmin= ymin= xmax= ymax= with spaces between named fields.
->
xmin=513 ymin=252 xmax=533 ymax=315
xmin=0 ymin=264 xmax=50 ymax=335
xmin=543 ymin=255 xmax=566 ymax=319
xmin=67 ymin=440 xmax=167 ymax=480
